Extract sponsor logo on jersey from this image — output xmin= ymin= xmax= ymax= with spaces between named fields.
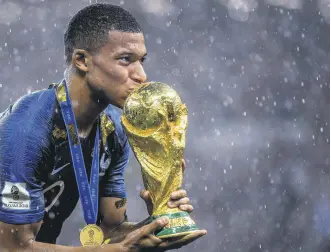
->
xmin=51 ymin=163 xmax=70 ymax=176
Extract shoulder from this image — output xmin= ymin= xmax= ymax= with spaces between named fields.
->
xmin=0 ymin=88 xmax=56 ymax=123
xmin=103 ymin=104 xmax=128 ymax=150
xmin=0 ymin=88 xmax=56 ymax=148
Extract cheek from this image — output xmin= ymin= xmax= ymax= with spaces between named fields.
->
xmin=103 ymin=65 xmax=130 ymax=88
xmin=112 ymin=68 xmax=129 ymax=82
xmin=91 ymin=60 xmax=129 ymax=85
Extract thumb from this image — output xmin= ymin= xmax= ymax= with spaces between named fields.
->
xmin=140 ymin=189 xmax=150 ymax=201
xmin=140 ymin=189 xmax=154 ymax=216
xmin=182 ymin=158 xmax=186 ymax=173
xmin=145 ymin=217 xmax=169 ymax=234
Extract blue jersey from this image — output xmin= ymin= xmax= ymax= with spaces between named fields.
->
xmin=0 ymin=84 xmax=130 ymax=244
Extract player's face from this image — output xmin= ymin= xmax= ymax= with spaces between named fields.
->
xmin=87 ymin=31 xmax=147 ymax=108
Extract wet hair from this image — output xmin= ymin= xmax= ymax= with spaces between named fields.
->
xmin=64 ymin=3 xmax=142 ymax=64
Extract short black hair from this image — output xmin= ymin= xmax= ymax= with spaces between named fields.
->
xmin=64 ymin=3 xmax=142 ymax=64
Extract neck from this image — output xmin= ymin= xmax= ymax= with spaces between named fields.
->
xmin=65 ymin=69 xmax=106 ymax=137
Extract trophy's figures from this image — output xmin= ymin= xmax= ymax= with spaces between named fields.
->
xmin=121 ymin=82 xmax=199 ymax=238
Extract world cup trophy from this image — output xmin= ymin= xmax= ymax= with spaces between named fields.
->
xmin=121 ymin=82 xmax=199 ymax=238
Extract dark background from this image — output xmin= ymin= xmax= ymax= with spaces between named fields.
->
xmin=0 ymin=0 xmax=329 ymax=251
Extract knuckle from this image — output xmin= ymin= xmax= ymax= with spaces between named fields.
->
xmin=183 ymin=197 xmax=190 ymax=203
xmin=140 ymin=226 xmax=149 ymax=235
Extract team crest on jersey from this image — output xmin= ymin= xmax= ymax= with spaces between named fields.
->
xmin=1 ymin=182 xmax=30 ymax=210
xmin=52 ymin=126 xmax=67 ymax=140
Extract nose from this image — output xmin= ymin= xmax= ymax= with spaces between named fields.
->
xmin=131 ymin=61 xmax=147 ymax=84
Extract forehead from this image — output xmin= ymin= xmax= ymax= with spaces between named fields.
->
xmin=101 ymin=30 xmax=146 ymax=56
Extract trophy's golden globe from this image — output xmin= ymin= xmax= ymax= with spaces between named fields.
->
xmin=121 ymin=82 xmax=199 ymax=238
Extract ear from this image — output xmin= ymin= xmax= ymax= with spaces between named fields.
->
xmin=71 ymin=49 xmax=92 ymax=73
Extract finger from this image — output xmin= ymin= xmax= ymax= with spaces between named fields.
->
xmin=178 ymin=204 xmax=194 ymax=213
xmin=139 ymin=233 xmax=163 ymax=248
xmin=170 ymin=189 xmax=187 ymax=200
xmin=140 ymin=189 xmax=150 ymax=201
xmin=182 ymin=159 xmax=186 ymax=173
xmin=140 ymin=190 xmax=154 ymax=215
xmin=143 ymin=217 xmax=169 ymax=235
xmin=167 ymin=197 xmax=190 ymax=208
xmin=122 ymin=228 xmax=144 ymax=245
xmin=158 ymin=230 xmax=207 ymax=250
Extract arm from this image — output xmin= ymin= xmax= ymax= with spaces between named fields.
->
xmin=0 ymin=221 xmax=123 ymax=252
xmin=98 ymin=119 xmax=138 ymax=243
xmin=99 ymin=197 xmax=149 ymax=244
xmin=99 ymin=194 xmax=206 ymax=252
xmin=0 ymin=218 xmax=171 ymax=252
xmin=99 ymin=187 xmax=195 ymax=244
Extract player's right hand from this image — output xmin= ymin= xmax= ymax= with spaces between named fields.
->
xmin=119 ymin=217 xmax=168 ymax=252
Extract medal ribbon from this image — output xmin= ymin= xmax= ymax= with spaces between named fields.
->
xmin=55 ymin=80 xmax=100 ymax=225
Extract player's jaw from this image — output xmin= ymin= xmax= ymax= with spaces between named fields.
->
xmin=91 ymin=80 xmax=140 ymax=109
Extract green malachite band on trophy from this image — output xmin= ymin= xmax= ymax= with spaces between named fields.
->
xmin=152 ymin=211 xmax=199 ymax=238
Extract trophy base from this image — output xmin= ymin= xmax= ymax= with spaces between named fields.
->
xmin=152 ymin=211 xmax=199 ymax=239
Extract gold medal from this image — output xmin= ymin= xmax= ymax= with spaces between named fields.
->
xmin=80 ymin=224 xmax=104 ymax=246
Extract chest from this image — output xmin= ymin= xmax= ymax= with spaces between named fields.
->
xmin=40 ymin=134 xmax=114 ymax=214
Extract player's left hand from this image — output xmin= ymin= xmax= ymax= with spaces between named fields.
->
xmin=140 ymin=159 xmax=193 ymax=216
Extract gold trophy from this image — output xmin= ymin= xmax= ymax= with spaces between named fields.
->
xmin=121 ymin=82 xmax=199 ymax=238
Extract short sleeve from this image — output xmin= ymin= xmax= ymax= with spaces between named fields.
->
xmin=99 ymin=105 xmax=130 ymax=199
xmin=0 ymin=90 xmax=55 ymax=224
xmin=99 ymin=136 xmax=129 ymax=199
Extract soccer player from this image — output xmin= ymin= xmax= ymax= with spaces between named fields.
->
xmin=0 ymin=3 xmax=206 ymax=252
